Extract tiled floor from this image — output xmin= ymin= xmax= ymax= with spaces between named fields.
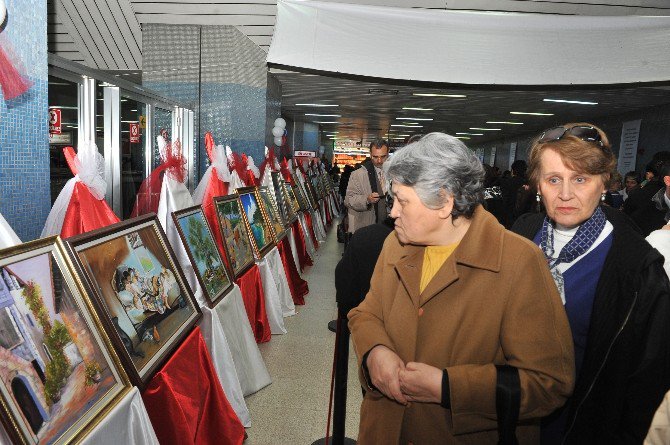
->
xmin=245 ymin=222 xmax=362 ymax=444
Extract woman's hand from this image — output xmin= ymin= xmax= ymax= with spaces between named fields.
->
xmin=399 ymin=362 xmax=443 ymax=404
xmin=366 ymin=345 xmax=407 ymax=405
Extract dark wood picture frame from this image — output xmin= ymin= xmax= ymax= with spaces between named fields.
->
xmin=65 ymin=214 xmax=202 ymax=390
xmin=236 ymin=187 xmax=276 ymax=258
xmin=172 ymin=205 xmax=234 ymax=308
xmin=213 ymin=194 xmax=256 ymax=278
xmin=0 ymin=237 xmax=132 ymax=445
xmin=271 ymin=172 xmax=298 ymax=225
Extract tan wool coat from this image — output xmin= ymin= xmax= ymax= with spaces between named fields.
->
xmin=344 ymin=165 xmax=378 ymax=233
xmin=349 ymin=206 xmax=575 ymax=444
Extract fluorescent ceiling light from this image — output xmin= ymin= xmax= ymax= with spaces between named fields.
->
xmin=486 ymin=121 xmax=524 ymax=125
xmin=469 ymin=127 xmax=501 ymax=131
xmin=413 ymin=93 xmax=466 ymax=98
xmin=510 ymin=111 xmax=554 ymax=116
xmin=402 ymin=107 xmax=433 ymax=111
xmin=296 ymin=103 xmax=339 ymax=107
xmin=306 ymin=113 xmax=341 ymax=117
xmin=456 ymin=132 xmax=484 ymax=136
xmin=49 ymin=105 xmax=78 ymax=110
xmin=455 ymin=136 xmax=470 ymax=140
xmin=396 ymin=117 xmax=433 ymax=121
xmin=543 ymin=99 xmax=598 ymax=105
xmin=391 ymin=124 xmax=423 ymax=128
xmin=395 ymin=134 xmax=411 ymax=137
xmin=314 ymin=121 xmax=339 ymax=124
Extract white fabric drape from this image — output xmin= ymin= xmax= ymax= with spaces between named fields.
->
xmin=255 ymin=252 xmax=288 ymax=334
xmin=299 ymin=212 xmax=317 ymax=258
xmin=0 ymin=212 xmax=20 ymax=249
xmin=82 ymin=387 xmax=159 ymax=445
xmin=214 ymin=285 xmax=272 ymax=395
xmin=287 ymin=227 xmax=302 ymax=278
xmin=268 ymin=0 xmax=670 ymax=85
xmin=193 ymin=145 xmax=231 ymax=205
xmin=198 ymin=305 xmax=252 ymax=427
xmin=266 ymin=246 xmax=296 ymax=317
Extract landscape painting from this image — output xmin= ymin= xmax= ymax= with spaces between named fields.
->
xmin=67 ymin=216 xmax=201 ymax=388
xmin=0 ymin=238 xmax=129 ymax=445
xmin=173 ymin=206 xmax=233 ymax=307
xmin=237 ymin=187 xmax=275 ymax=258
xmin=214 ymin=195 xmax=255 ymax=278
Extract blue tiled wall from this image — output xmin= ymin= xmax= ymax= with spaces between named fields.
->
xmin=0 ymin=0 xmax=49 ymax=241
xmin=143 ymin=24 xmax=272 ymax=182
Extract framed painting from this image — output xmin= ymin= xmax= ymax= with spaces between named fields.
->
xmin=258 ymin=186 xmax=287 ymax=241
xmin=236 ymin=187 xmax=276 ymax=258
xmin=303 ymin=177 xmax=319 ymax=208
xmin=283 ymin=182 xmax=301 ymax=216
xmin=292 ymin=184 xmax=310 ymax=212
xmin=0 ymin=237 xmax=131 ymax=445
xmin=213 ymin=195 xmax=255 ymax=278
xmin=172 ymin=206 xmax=234 ymax=308
xmin=271 ymin=172 xmax=297 ymax=225
xmin=66 ymin=214 xmax=201 ymax=389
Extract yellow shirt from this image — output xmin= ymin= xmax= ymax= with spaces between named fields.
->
xmin=420 ymin=243 xmax=459 ymax=294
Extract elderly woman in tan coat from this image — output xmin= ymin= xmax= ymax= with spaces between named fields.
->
xmin=348 ymin=132 xmax=575 ymax=444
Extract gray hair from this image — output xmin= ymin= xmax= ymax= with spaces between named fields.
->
xmin=384 ymin=132 xmax=484 ymax=219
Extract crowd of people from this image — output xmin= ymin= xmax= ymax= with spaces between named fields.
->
xmin=335 ymin=125 xmax=670 ymax=444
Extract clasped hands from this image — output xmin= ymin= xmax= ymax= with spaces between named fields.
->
xmin=366 ymin=345 xmax=443 ymax=406
xmin=367 ymin=192 xmax=381 ymax=204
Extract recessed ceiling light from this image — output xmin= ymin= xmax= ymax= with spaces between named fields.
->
xmin=296 ymin=103 xmax=339 ymax=107
xmin=413 ymin=93 xmax=466 ymax=98
xmin=402 ymin=107 xmax=433 ymax=111
xmin=456 ymin=132 xmax=484 ymax=136
xmin=469 ymin=127 xmax=501 ymax=131
xmin=543 ymin=99 xmax=598 ymax=105
xmin=396 ymin=117 xmax=433 ymax=121
xmin=486 ymin=121 xmax=524 ymax=125
xmin=510 ymin=111 xmax=554 ymax=116
xmin=306 ymin=113 xmax=341 ymax=117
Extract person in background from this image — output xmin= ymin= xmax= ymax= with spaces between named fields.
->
xmin=501 ymin=159 xmax=528 ymax=228
xmin=344 ymin=139 xmax=390 ymax=236
xmin=622 ymin=170 xmax=640 ymax=201
xmin=641 ymin=161 xmax=656 ymax=188
xmin=604 ymin=171 xmax=624 ymax=209
xmin=625 ymin=159 xmax=670 ymax=236
xmin=339 ymin=165 xmax=354 ymax=200
xmin=512 ymin=122 xmax=670 ymax=444
xmin=349 ymin=133 xmax=574 ymax=444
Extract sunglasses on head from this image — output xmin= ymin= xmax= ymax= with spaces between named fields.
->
xmin=538 ymin=125 xmax=604 ymax=147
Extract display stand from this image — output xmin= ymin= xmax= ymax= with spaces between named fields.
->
xmin=235 ymin=265 xmax=272 ymax=343
xmin=291 ymin=218 xmax=313 ymax=271
xmin=266 ymin=246 xmax=296 ymax=317
xmin=142 ymin=327 xmax=245 ymax=445
xmin=286 ymin=224 xmax=302 ymax=272
xmin=83 ymin=387 xmax=159 ymax=445
xmin=278 ymin=237 xmax=309 ymax=305
xmin=311 ymin=208 xmax=327 ymax=242
xmin=255 ymin=250 xmax=288 ymax=334
xmin=214 ymin=285 xmax=272 ymax=395
xmin=198 ymin=305 xmax=252 ymax=427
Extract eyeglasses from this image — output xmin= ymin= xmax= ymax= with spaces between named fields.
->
xmin=538 ymin=125 xmax=603 ymax=147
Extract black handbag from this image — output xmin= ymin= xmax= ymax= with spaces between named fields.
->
xmin=496 ymin=365 xmax=521 ymax=445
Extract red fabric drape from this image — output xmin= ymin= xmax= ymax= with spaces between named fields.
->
xmin=235 ymin=265 xmax=271 ymax=343
xmin=0 ymin=44 xmax=32 ymax=100
xmin=142 ymin=327 xmax=245 ymax=445
xmin=61 ymin=182 xmax=120 ymax=238
xmin=201 ymin=168 xmax=231 ymax=269
xmin=280 ymin=158 xmax=293 ymax=185
xmin=304 ymin=212 xmax=319 ymax=250
xmin=277 ymin=237 xmax=308 ymax=305
xmin=324 ymin=201 xmax=332 ymax=226
xmin=291 ymin=219 xmax=312 ymax=272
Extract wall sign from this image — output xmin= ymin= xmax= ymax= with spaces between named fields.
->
xmin=129 ymin=122 xmax=140 ymax=143
xmin=508 ymin=142 xmax=517 ymax=169
xmin=49 ymin=108 xmax=61 ymax=134
xmin=294 ymin=150 xmax=315 ymax=157
xmin=617 ymin=119 xmax=641 ymax=174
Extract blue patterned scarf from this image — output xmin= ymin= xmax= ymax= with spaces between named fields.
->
xmin=539 ymin=206 xmax=607 ymax=302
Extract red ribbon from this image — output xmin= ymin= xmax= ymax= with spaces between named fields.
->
xmin=235 ymin=265 xmax=272 ymax=343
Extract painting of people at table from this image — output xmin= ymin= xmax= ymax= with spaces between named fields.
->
xmin=238 ymin=190 xmax=274 ymax=256
xmin=71 ymin=220 xmax=200 ymax=385
xmin=0 ymin=243 xmax=127 ymax=444
xmin=214 ymin=197 xmax=255 ymax=278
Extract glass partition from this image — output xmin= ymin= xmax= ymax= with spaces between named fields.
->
xmin=48 ymin=75 xmax=79 ymax=204
xmin=153 ymin=107 xmax=173 ymax=168
xmin=120 ymin=96 xmax=148 ymax=219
